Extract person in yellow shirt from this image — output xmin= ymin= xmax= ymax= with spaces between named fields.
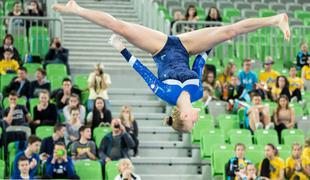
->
xmin=258 ymin=57 xmax=280 ymax=100
xmin=259 ymin=144 xmax=285 ymax=180
xmin=301 ymin=57 xmax=310 ymax=91
xmin=0 ymin=48 xmax=19 ymax=75
xmin=271 ymin=75 xmax=291 ymax=102
xmin=285 ymin=143 xmax=310 ymax=180
xmin=302 ymin=138 xmax=310 ymax=160
xmin=288 ymin=66 xmax=304 ymax=102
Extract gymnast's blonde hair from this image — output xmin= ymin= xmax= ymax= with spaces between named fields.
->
xmin=164 ymin=107 xmax=189 ymax=133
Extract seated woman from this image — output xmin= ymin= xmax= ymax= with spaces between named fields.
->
xmin=86 ymin=97 xmax=112 ymax=130
xmin=53 ymin=0 xmax=290 ymax=132
xmin=65 ymin=107 xmax=82 ymax=145
xmin=29 ymin=90 xmax=58 ymax=134
xmin=115 ymin=159 xmax=141 ymax=180
xmin=119 ymin=106 xmax=139 ymax=157
xmin=259 ymin=144 xmax=285 ymax=180
xmin=27 ymin=0 xmax=44 ymax=16
xmin=273 ymin=95 xmax=295 ymax=141
xmin=271 ymin=75 xmax=291 ymax=102
xmin=0 ymin=34 xmax=21 ymax=63
xmin=63 ymin=94 xmax=86 ymax=124
xmin=288 ymin=66 xmax=304 ymax=102
xmin=301 ymin=57 xmax=310 ymax=90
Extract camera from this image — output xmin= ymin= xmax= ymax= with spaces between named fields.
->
xmin=55 ymin=42 xmax=61 ymax=49
xmin=114 ymin=124 xmax=120 ymax=129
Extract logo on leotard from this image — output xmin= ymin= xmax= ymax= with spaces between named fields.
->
xmin=151 ymin=84 xmax=155 ymax=89
xmin=161 ymin=54 xmax=166 ymax=60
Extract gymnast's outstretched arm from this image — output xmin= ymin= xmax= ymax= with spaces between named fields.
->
xmin=191 ymin=49 xmax=212 ymax=81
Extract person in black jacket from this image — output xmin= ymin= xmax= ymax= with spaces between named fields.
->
xmin=29 ymin=68 xmax=51 ymax=98
xmin=5 ymin=67 xmax=30 ymax=98
xmin=86 ymin=97 xmax=112 ymax=130
xmin=0 ymin=34 xmax=21 ymax=63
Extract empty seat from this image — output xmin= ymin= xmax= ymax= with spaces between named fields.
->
xmin=281 ymin=129 xmax=305 ymax=146
xmin=46 ymin=64 xmax=68 ymax=79
xmin=75 ymin=160 xmax=103 ymax=180
xmin=228 ymin=129 xmax=253 ymax=145
xmin=201 ymin=2 xmax=216 ymax=10
xmin=217 ymin=1 xmax=234 ymax=10
xmin=246 ymin=0 xmax=261 ymax=3
xmin=254 ymin=129 xmax=279 ymax=146
xmin=29 ymin=98 xmax=39 ymax=118
xmin=234 ymin=2 xmax=251 ymax=10
xmin=246 ymin=145 xmax=264 ymax=166
xmin=105 ymin=161 xmax=119 ymax=180
xmin=94 ymin=126 xmax=112 ymax=148
xmin=0 ymin=73 xmax=16 ymax=93
xmin=200 ymin=129 xmax=225 ymax=159
xmin=0 ymin=159 xmax=4 ymax=179
xmin=211 ymin=144 xmax=234 ymax=177
xmin=191 ymin=116 xmax=214 ymax=144
xmin=74 ymin=74 xmax=89 ymax=91
xmin=252 ymin=2 xmax=268 ymax=10
xmin=276 ymin=145 xmax=291 ymax=160
xmin=263 ymin=0 xmax=280 ymax=3
xmin=217 ymin=114 xmax=239 ymax=140
xmin=294 ymin=10 xmax=310 ymax=22
xmin=223 ymin=8 xmax=241 ymax=19
xmin=259 ymin=9 xmax=276 ymax=17
xmin=23 ymin=63 xmax=42 ymax=76
xmin=35 ymin=126 xmax=53 ymax=139
xmin=297 ymin=0 xmax=310 ymax=4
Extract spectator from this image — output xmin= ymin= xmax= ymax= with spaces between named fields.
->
xmin=0 ymin=34 xmax=21 ymax=63
xmin=225 ymin=143 xmax=251 ymax=180
xmin=115 ymin=159 xmax=141 ymax=180
xmin=44 ymin=141 xmax=79 ymax=179
xmin=301 ymin=57 xmax=310 ymax=85
xmin=119 ymin=106 xmax=139 ymax=157
xmin=225 ymin=76 xmax=244 ymax=102
xmin=170 ymin=10 xmax=184 ymax=35
xmin=296 ymin=42 xmax=309 ymax=71
xmin=53 ymin=78 xmax=81 ymax=110
xmin=63 ymin=94 xmax=86 ymax=124
xmin=11 ymin=135 xmax=41 ymax=179
xmin=86 ymin=97 xmax=112 ymax=130
xmin=288 ymin=66 xmax=304 ymax=102
xmin=246 ymin=93 xmax=273 ymax=132
xmin=205 ymin=7 xmax=222 ymax=22
xmin=258 ymin=57 xmax=280 ymax=100
xmin=71 ymin=125 xmax=96 ymax=161
xmin=1 ymin=90 xmax=31 ymax=130
xmin=16 ymin=156 xmax=31 ymax=180
xmin=244 ymin=164 xmax=260 ymax=180
xmin=40 ymin=123 xmax=66 ymax=159
xmin=271 ymin=75 xmax=291 ymax=102
xmin=6 ymin=1 xmax=26 ymax=27
xmin=65 ymin=107 xmax=82 ymax=145
xmin=302 ymin=138 xmax=310 ymax=159
xmin=44 ymin=37 xmax=70 ymax=74
xmin=202 ymin=71 xmax=221 ymax=100
xmin=238 ymin=59 xmax=258 ymax=93
xmin=217 ymin=62 xmax=237 ymax=100
xmin=259 ymin=144 xmax=285 ymax=180
xmin=98 ymin=118 xmax=135 ymax=162
xmin=5 ymin=67 xmax=30 ymax=98
xmin=184 ymin=5 xmax=199 ymax=32
xmin=26 ymin=0 xmax=44 ymax=16
xmin=273 ymin=95 xmax=295 ymax=141
xmin=29 ymin=68 xmax=51 ymax=98
xmin=285 ymin=143 xmax=310 ymax=180
xmin=0 ymin=48 xmax=19 ymax=75
xmin=30 ymin=90 xmax=58 ymax=134
xmin=87 ymin=64 xmax=111 ymax=111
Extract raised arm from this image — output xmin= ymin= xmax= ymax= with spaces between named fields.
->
xmin=191 ymin=49 xmax=211 ymax=80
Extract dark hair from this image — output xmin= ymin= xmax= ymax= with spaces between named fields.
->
xmin=18 ymin=156 xmax=29 ymax=165
xmin=54 ymin=141 xmax=66 ymax=147
xmin=38 ymin=89 xmax=50 ymax=97
xmin=234 ymin=143 xmax=246 ymax=151
xmin=70 ymin=106 xmax=80 ymax=114
xmin=185 ymin=5 xmax=197 ymax=20
xmin=266 ymin=143 xmax=279 ymax=157
xmin=93 ymin=97 xmax=106 ymax=112
xmin=53 ymin=123 xmax=65 ymax=133
xmin=242 ymin=58 xmax=251 ymax=66
xmin=28 ymin=135 xmax=41 ymax=144
xmin=9 ymin=90 xmax=18 ymax=97
xmin=62 ymin=77 xmax=72 ymax=84
xmin=3 ymin=34 xmax=14 ymax=44
xmin=165 ymin=116 xmax=173 ymax=126
xmin=30 ymin=0 xmax=41 ymax=10
xmin=18 ymin=67 xmax=27 ymax=73
xmin=250 ymin=92 xmax=261 ymax=100
xmin=3 ymin=48 xmax=13 ymax=53
xmin=13 ymin=1 xmax=21 ymax=7
xmin=79 ymin=125 xmax=91 ymax=134
xmin=275 ymin=95 xmax=290 ymax=119
xmin=206 ymin=7 xmax=222 ymax=21
xmin=275 ymin=75 xmax=289 ymax=89
xmin=36 ymin=68 xmax=46 ymax=76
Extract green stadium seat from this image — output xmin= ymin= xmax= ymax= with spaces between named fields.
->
xmin=0 ymin=25 xmax=6 ymax=42
xmin=276 ymin=145 xmax=291 ymax=161
xmin=0 ymin=9 xmax=3 ymax=17
xmin=192 ymin=100 xmax=206 ymax=115
xmin=30 ymin=36 xmax=50 ymax=58
xmin=289 ymin=103 xmax=304 ymax=117
xmin=81 ymin=90 xmax=90 ymax=107
xmin=105 ymin=161 xmax=119 ymax=180
xmin=35 ymin=126 xmax=54 ymax=139
xmin=200 ymin=129 xmax=225 ymax=159
xmin=246 ymin=145 xmax=264 ymax=166
xmin=29 ymin=98 xmax=39 ymax=118
xmin=48 ymin=75 xmax=67 ymax=92
xmin=281 ymin=129 xmax=305 ymax=146
xmin=263 ymin=102 xmax=277 ymax=114
xmin=3 ymin=96 xmax=27 ymax=109
xmin=228 ymin=129 xmax=253 ymax=146
xmin=0 ymin=73 xmax=16 ymax=93
xmin=217 ymin=114 xmax=239 ymax=140
xmin=0 ymin=159 xmax=4 ymax=179
xmin=223 ymin=8 xmax=241 ymax=21
xmin=4 ymin=0 xmax=16 ymax=15
xmin=205 ymin=57 xmax=221 ymax=68
xmin=258 ymin=9 xmax=276 ymax=17
xmin=235 ymin=42 xmax=256 ymax=59
xmin=191 ymin=116 xmax=214 ymax=144
xmin=75 ymin=160 xmax=103 ymax=180
xmin=94 ymin=126 xmax=112 ymax=148
xmin=46 ymin=64 xmax=68 ymax=79
xmin=294 ymin=10 xmax=310 ymax=23
xmin=307 ymin=129 xmax=310 ymax=138
xmin=211 ymin=144 xmax=234 ymax=177
xmin=74 ymin=74 xmax=89 ymax=91
xmin=254 ymin=129 xmax=279 ymax=146
xmin=14 ymin=36 xmax=28 ymax=60
xmin=23 ymin=63 xmax=42 ymax=76
xmin=237 ymin=108 xmax=245 ymax=128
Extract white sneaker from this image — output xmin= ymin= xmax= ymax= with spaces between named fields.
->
xmin=256 ymin=122 xmax=264 ymax=129
xmin=291 ymin=96 xmax=298 ymax=103
xmin=266 ymin=122 xmax=275 ymax=129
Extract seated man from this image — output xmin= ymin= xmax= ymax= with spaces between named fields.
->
xmin=40 ymin=123 xmax=66 ymax=160
xmin=44 ymin=141 xmax=79 ymax=179
xmin=29 ymin=68 xmax=51 ymax=98
xmin=16 ymin=156 xmax=31 ymax=180
xmin=245 ymin=93 xmax=274 ymax=132
xmin=0 ymin=48 xmax=19 ymax=75
xmin=11 ymin=135 xmax=41 ymax=179
xmin=71 ymin=125 xmax=96 ymax=161
xmin=5 ymin=67 xmax=30 ymax=98
xmin=238 ymin=59 xmax=258 ymax=93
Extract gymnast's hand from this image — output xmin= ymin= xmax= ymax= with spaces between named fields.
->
xmin=52 ymin=0 xmax=82 ymax=13
xmin=109 ymin=34 xmax=125 ymax=52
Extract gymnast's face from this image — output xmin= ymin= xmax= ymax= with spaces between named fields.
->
xmin=180 ymin=108 xmax=199 ymax=131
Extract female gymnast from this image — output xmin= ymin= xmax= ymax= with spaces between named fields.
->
xmin=53 ymin=0 xmax=290 ymax=133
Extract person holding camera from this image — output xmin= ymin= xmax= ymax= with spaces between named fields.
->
xmin=44 ymin=141 xmax=79 ymax=179
xmin=87 ymin=63 xmax=111 ymax=111
xmin=44 ymin=37 xmax=70 ymax=74
xmin=115 ymin=159 xmax=141 ymax=180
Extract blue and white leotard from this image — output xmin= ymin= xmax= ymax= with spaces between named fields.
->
xmin=120 ymin=35 xmax=211 ymax=106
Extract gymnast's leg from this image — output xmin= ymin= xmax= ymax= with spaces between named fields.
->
xmin=178 ymin=14 xmax=290 ymax=55
xmin=53 ymin=0 xmax=167 ymax=55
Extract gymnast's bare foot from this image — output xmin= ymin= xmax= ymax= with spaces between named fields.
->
xmin=52 ymin=0 xmax=82 ymax=13
xmin=275 ymin=13 xmax=290 ymax=41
